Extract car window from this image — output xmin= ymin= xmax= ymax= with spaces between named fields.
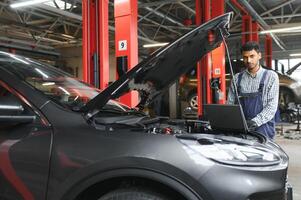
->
xmin=0 ymin=52 xmax=131 ymax=113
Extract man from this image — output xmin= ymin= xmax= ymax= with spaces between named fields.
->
xmin=227 ymin=41 xmax=279 ymax=139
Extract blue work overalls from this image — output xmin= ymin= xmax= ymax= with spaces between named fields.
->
xmin=237 ymin=70 xmax=275 ymax=139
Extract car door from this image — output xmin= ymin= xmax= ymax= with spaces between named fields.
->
xmin=0 ymin=81 xmax=52 ymax=200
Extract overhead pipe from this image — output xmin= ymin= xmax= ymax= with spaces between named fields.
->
xmin=230 ymin=0 xmax=248 ymax=15
xmin=236 ymin=0 xmax=286 ymax=50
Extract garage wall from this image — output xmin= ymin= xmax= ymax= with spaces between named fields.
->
xmin=57 ymin=47 xmax=117 ymax=83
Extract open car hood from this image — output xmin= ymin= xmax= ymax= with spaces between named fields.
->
xmin=81 ymin=13 xmax=232 ymax=117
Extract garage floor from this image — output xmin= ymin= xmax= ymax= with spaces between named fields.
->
xmin=275 ymin=124 xmax=301 ymax=200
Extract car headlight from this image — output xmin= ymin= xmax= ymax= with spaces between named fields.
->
xmin=180 ymin=139 xmax=281 ymax=166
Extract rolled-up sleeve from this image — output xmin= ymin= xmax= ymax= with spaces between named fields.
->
xmin=252 ymin=71 xmax=279 ymax=126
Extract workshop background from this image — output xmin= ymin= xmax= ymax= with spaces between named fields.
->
xmin=0 ymin=0 xmax=301 ymax=199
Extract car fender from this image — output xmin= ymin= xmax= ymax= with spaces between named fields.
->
xmin=49 ymin=158 xmax=211 ymax=200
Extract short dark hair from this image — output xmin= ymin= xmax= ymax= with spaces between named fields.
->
xmin=241 ymin=41 xmax=260 ymax=53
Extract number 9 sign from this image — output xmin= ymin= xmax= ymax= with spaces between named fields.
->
xmin=118 ymin=40 xmax=127 ymax=51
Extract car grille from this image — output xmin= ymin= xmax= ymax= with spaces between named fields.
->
xmin=248 ymin=189 xmax=286 ymax=200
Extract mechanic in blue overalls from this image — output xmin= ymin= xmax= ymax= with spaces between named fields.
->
xmin=227 ymin=41 xmax=279 ymax=139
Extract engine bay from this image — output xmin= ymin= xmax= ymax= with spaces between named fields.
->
xmin=91 ymin=114 xmax=265 ymax=143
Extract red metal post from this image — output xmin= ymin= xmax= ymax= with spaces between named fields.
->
xmin=82 ymin=0 xmax=109 ymax=89
xmin=242 ymin=15 xmax=252 ymax=44
xmin=82 ymin=0 xmax=96 ymax=85
xmin=195 ymin=0 xmax=203 ymax=116
xmin=114 ymin=0 xmax=139 ymax=107
xmin=265 ymin=34 xmax=272 ymax=68
xmin=252 ymin=21 xmax=259 ymax=42
xmin=211 ymin=0 xmax=226 ymax=104
xmin=98 ymin=0 xmax=109 ymax=89
xmin=196 ymin=0 xmax=211 ymax=117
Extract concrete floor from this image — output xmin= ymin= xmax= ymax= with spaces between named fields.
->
xmin=275 ymin=124 xmax=301 ymax=200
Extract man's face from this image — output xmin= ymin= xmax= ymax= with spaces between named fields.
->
xmin=242 ymin=49 xmax=261 ymax=71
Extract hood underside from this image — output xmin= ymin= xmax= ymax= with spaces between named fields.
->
xmin=82 ymin=13 xmax=232 ymax=116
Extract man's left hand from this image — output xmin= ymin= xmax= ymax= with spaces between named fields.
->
xmin=247 ymin=120 xmax=258 ymax=131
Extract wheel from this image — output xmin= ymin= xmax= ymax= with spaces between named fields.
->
xmin=98 ymin=187 xmax=170 ymax=200
xmin=188 ymin=93 xmax=198 ymax=110
xmin=280 ymin=112 xmax=292 ymax=123
xmin=279 ymin=89 xmax=294 ymax=107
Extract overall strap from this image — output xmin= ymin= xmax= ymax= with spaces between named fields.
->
xmin=258 ymin=70 xmax=268 ymax=92
xmin=237 ymin=72 xmax=244 ymax=94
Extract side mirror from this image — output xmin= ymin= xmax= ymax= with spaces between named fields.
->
xmin=0 ymin=103 xmax=36 ymax=124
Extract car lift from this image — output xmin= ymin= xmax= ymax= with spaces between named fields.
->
xmin=82 ymin=0 xmax=138 ymax=107
xmin=114 ymin=0 xmax=139 ymax=107
xmin=82 ymin=0 xmax=109 ymax=90
xmin=195 ymin=0 xmax=226 ymax=118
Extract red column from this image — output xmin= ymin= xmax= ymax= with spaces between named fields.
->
xmin=211 ymin=0 xmax=226 ymax=104
xmin=242 ymin=15 xmax=252 ymax=44
xmin=114 ymin=0 xmax=138 ymax=107
xmin=98 ymin=0 xmax=109 ymax=89
xmin=265 ymin=34 xmax=272 ymax=68
xmin=196 ymin=0 xmax=211 ymax=117
xmin=82 ymin=0 xmax=109 ymax=89
xmin=82 ymin=0 xmax=95 ymax=85
xmin=252 ymin=21 xmax=259 ymax=42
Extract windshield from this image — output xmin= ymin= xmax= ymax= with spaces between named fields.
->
xmin=0 ymin=52 xmax=129 ymax=112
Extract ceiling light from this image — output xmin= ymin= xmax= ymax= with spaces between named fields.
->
xmin=260 ymin=26 xmax=301 ymax=34
xmin=290 ymin=53 xmax=301 ymax=57
xmin=143 ymin=43 xmax=169 ymax=48
xmin=10 ymin=0 xmax=49 ymax=8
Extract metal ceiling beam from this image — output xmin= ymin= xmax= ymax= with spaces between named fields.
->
xmin=0 ymin=41 xmax=60 ymax=56
xmin=36 ymin=4 xmax=82 ymax=21
xmin=285 ymin=4 xmax=301 ymax=23
xmin=138 ymin=0 xmax=190 ymax=8
xmin=32 ymin=4 xmax=160 ymax=44
xmin=254 ymin=0 xmax=280 ymax=25
xmin=260 ymin=0 xmax=295 ymax=16
xmin=0 ymin=36 xmax=54 ymax=50
xmin=143 ymin=6 xmax=184 ymax=27
xmin=236 ymin=0 xmax=286 ymax=50
xmin=177 ymin=2 xmax=195 ymax=15
xmin=138 ymin=14 xmax=182 ymax=35
xmin=258 ymin=13 xmax=301 ymax=20
xmin=138 ymin=4 xmax=165 ymax=22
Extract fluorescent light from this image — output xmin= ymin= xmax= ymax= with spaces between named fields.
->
xmin=143 ymin=43 xmax=169 ymax=48
xmin=290 ymin=53 xmax=301 ymax=57
xmin=10 ymin=0 xmax=49 ymax=8
xmin=260 ymin=26 xmax=301 ymax=34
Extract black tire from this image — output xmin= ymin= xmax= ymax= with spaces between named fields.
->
xmin=98 ymin=187 xmax=170 ymax=200
xmin=187 ymin=93 xmax=198 ymax=110
xmin=280 ymin=112 xmax=292 ymax=123
xmin=279 ymin=89 xmax=294 ymax=107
